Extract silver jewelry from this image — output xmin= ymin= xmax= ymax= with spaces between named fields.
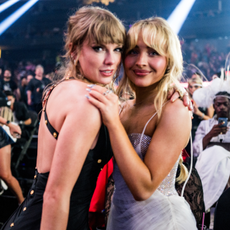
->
xmin=103 ymin=90 xmax=112 ymax=96
xmin=74 ymin=59 xmax=77 ymax=66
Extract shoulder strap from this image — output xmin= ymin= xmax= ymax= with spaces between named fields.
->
xmin=43 ymin=76 xmax=72 ymax=140
xmin=138 ymin=101 xmax=169 ymax=151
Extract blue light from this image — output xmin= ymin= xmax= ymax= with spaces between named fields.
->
xmin=0 ymin=0 xmax=39 ymax=35
xmin=0 ymin=0 xmax=20 ymax=13
xmin=167 ymin=0 xmax=196 ymax=34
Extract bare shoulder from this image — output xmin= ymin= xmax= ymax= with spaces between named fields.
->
xmin=163 ymin=99 xmax=191 ymax=119
xmin=159 ymin=99 xmax=191 ymax=131
xmin=49 ymin=80 xmax=101 ymax=123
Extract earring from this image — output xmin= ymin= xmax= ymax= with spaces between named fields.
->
xmin=74 ymin=59 xmax=77 ymax=66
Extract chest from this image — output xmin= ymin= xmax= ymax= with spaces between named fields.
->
xmin=121 ymin=106 xmax=158 ymax=137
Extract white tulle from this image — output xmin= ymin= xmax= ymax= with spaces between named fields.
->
xmin=106 ymin=133 xmax=197 ymax=230
xmin=107 ymin=189 xmax=197 ymax=230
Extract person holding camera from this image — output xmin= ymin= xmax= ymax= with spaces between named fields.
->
xmin=193 ymin=91 xmax=230 ymax=213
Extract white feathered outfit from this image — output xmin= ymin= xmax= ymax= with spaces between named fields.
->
xmin=194 ymin=117 xmax=230 ymax=211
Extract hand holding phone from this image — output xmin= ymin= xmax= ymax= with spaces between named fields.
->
xmin=218 ymin=117 xmax=228 ymax=127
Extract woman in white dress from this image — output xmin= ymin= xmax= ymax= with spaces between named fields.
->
xmin=86 ymin=17 xmax=197 ymax=230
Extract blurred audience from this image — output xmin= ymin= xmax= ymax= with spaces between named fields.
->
xmin=27 ymin=65 xmax=51 ymax=114
xmin=0 ymin=69 xmax=20 ymax=101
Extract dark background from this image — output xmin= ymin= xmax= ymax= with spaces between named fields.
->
xmin=1 ymin=0 xmax=230 ymax=63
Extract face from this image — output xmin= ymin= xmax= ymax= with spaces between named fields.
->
xmin=7 ymin=95 xmax=15 ymax=105
xmin=214 ymin=97 xmax=230 ymax=118
xmin=188 ymin=83 xmax=201 ymax=96
xmin=191 ymin=74 xmax=200 ymax=80
xmin=35 ymin=67 xmax=44 ymax=77
xmin=4 ymin=70 xmax=11 ymax=80
xmin=77 ymin=40 xmax=122 ymax=85
xmin=124 ymin=34 xmax=167 ymax=88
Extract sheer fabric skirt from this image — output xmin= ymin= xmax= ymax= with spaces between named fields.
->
xmin=107 ymin=189 xmax=197 ymax=230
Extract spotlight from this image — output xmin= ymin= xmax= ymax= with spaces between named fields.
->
xmin=167 ymin=0 xmax=196 ymax=34
xmin=0 ymin=0 xmax=20 ymax=13
xmin=0 ymin=0 xmax=39 ymax=35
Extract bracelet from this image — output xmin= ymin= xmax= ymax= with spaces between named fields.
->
xmin=201 ymin=113 xmax=205 ymax=119
xmin=6 ymin=120 xmax=10 ymax=125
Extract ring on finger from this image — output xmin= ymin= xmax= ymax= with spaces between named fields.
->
xmin=176 ymin=89 xmax=184 ymax=98
xmin=103 ymin=89 xmax=112 ymax=96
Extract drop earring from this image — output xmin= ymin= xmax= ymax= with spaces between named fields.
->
xmin=74 ymin=59 xmax=77 ymax=66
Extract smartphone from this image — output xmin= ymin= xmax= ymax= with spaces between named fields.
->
xmin=218 ymin=117 xmax=228 ymax=127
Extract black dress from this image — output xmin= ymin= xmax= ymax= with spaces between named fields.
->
xmin=1 ymin=81 xmax=113 ymax=230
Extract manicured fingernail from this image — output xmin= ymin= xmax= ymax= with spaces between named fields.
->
xmin=86 ymin=88 xmax=91 ymax=92
xmin=87 ymin=84 xmax=95 ymax=88
xmin=172 ymin=98 xmax=175 ymax=102
xmin=85 ymin=95 xmax=90 ymax=99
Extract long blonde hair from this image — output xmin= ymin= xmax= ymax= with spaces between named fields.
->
xmin=118 ymin=17 xmax=187 ymax=183
xmin=64 ymin=6 xmax=125 ymax=81
xmin=118 ymin=17 xmax=183 ymax=117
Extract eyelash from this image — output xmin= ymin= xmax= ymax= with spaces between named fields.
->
xmin=92 ymin=46 xmax=103 ymax=52
xmin=92 ymin=46 xmax=123 ymax=53
xmin=127 ymin=49 xmax=159 ymax=56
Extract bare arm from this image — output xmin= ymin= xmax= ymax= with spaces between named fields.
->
xmin=23 ymin=118 xmax=32 ymax=125
xmin=107 ymin=101 xmax=190 ymax=200
xmin=87 ymin=87 xmax=191 ymax=201
xmin=27 ymin=90 xmax=32 ymax=105
xmin=202 ymin=123 xmax=227 ymax=150
xmin=0 ymin=116 xmax=21 ymax=135
xmin=40 ymin=96 xmax=101 ymax=230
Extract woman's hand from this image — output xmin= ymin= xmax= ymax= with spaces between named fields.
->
xmin=168 ymin=85 xmax=193 ymax=111
xmin=86 ymin=85 xmax=120 ymax=128
xmin=8 ymin=122 xmax=22 ymax=136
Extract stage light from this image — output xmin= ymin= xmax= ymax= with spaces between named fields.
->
xmin=0 ymin=0 xmax=39 ymax=35
xmin=0 ymin=0 xmax=20 ymax=13
xmin=167 ymin=0 xmax=196 ymax=34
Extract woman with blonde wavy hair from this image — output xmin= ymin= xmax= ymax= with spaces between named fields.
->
xmin=86 ymin=17 xmax=197 ymax=229
xmin=1 ymin=6 xmax=125 ymax=230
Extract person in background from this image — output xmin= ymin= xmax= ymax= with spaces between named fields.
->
xmin=4 ymin=91 xmax=32 ymax=126
xmin=27 ymin=65 xmax=51 ymax=114
xmin=194 ymin=91 xmax=230 ymax=229
xmin=20 ymin=74 xmax=33 ymax=106
xmin=0 ymin=116 xmax=23 ymax=204
xmin=187 ymin=77 xmax=214 ymax=140
xmin=0 ymin=69 xmax=20 ymax=101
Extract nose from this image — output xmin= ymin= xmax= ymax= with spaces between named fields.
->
xmin=135 ymin=52 xmax=147 ymax=67
xmin=220 ymin=104 xmax=226 ymax=110
xmin=104 ymin=52 xmax=116 ymax=65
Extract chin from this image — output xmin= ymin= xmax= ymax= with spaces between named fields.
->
xmin=98 ymin=78 xmax=113 ymax=86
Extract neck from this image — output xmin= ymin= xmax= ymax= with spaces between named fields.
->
xmin=4 ymin=77 xmax=10 ymax=82
xmin=134 ymin=84 xmax=158 ymax=107
xmin=35 ymin=75 xmax=43 ymax=80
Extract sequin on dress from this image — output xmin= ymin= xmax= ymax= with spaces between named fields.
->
xmin=106 ymin=111 xmax=197 ymax=230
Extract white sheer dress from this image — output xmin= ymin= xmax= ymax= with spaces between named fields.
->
xmin=106 ymin=111 xmax=197 ymax=230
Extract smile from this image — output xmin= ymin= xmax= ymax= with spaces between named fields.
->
xmin=133 ymin=69 xmax=151 ymax=76
xmin=100 ymin=70 xmax=114 ymax=76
